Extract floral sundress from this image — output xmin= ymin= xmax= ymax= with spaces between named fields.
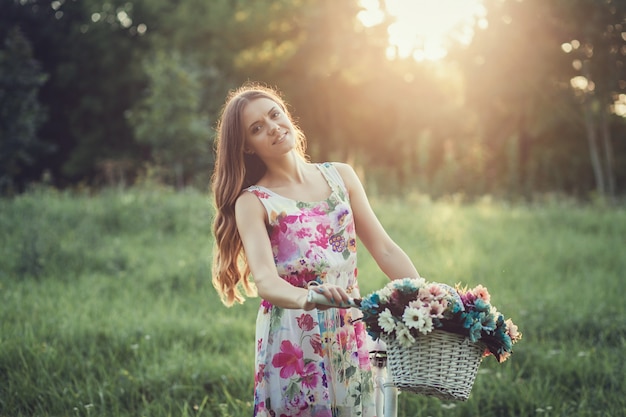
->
xmin=245 ymin=162 xmax=376 ymax=417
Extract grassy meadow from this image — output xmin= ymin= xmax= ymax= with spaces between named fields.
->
xmin=1 ymin=186 xmax=625 ymax=417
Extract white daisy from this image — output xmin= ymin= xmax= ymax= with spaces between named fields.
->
xmin=377 ymin=286 xmax=393 ymax=303
xmin=396 ymin=323 xmax=416 ymax=348
xmin=402 ymin=307 xmax=426 ymax=330
xmin=417 ymin=315 xmax=434 ymax=335
xmin=378 ymin=308 xmax=397 ymax=333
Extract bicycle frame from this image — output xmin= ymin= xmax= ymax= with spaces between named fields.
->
xmin=307 ymin=290 xmax=399 ymax=417
xmin=368 ymin=338 xmax=399 ymax=417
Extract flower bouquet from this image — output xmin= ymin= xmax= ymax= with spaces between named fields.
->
xmin=359 ymin=277 xmax=522 ymax=400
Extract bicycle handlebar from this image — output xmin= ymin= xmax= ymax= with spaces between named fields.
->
xmin=306 ymin=289 xmax=362 ymax=308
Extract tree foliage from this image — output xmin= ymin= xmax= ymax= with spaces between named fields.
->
xmin=0 ymin=26 xmax=49 ymax=193
xmin=1 ymin=0 xmax=625 ymax=198
xmin=128 ymin=50 xmax=211 ymax=188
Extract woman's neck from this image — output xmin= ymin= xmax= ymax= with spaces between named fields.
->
xmin=259 ymin=153 xmax=309 ymax=187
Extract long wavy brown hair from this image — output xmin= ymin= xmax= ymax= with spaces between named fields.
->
xmin=211 ymin=83 xmax=307 ymax=306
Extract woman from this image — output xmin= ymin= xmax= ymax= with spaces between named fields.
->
xmin=211 ymin=83 xmax=419 ymax=417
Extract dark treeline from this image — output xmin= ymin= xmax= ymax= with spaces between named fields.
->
xmin=1 ymin=0 xmax=625 ymax=199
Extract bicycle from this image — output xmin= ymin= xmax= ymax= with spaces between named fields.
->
xmin=307 ymin=290 xmax=400 ymax=417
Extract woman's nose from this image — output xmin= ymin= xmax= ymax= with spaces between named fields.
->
xmin=268 ymin=121 xmax=280 ymax=135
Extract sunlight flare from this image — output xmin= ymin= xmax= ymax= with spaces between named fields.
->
xmin=359 ymin=0 xmax=487 ymax=61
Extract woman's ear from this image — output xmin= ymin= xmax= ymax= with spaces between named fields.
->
xmin=243 ymin=147 xmax=254 ymax=155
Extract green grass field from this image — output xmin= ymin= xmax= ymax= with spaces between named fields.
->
xmin=1 ymin=187 xmax=624 ymax=417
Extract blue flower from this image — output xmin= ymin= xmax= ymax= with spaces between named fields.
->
xmin=462 ymin=312 xmax=479 ymax=329
xmin=481 ymin=312 xmax=496 ymax=332
xmin=451 ymin=301 xmax=464 ymax=314
xmin=360 ymin=294 xmax=380 ymax=316
xmin=474 ymin=298 xmax=491 ymax=313
xmin=469 ymin=322 xmax=482 ymax=342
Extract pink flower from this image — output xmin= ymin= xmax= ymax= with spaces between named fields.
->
xmin=251 ymin=190 xmax=270 ymax=199
xmin=354 ymin=321 xmax=366 ymax=350
xmin=335 ymin=327 xmax=354 ymax=348
xmin=255 ymin=364 xmax=265 ymax=384
xmin=429 ymin=300 xmax=445 ymax=318
xmin=261 ymin=300 xmax=273 ymax=314
xmin=472 ymin=285 xmax=491 ymax=303
xmin=428 ymin=284 xmax=446 ymax=299
xmin=418 ymin=287 xmax=433 ymax=302
xmin=310 ymin=223 xmax=331 ymax=249
xmin=459 ymin=289 xmax=477 ymax=306
xmin=296 ymin=314 xmax=317 ymax=332
xmin=309 ymin=333 xmax=324 ymax=357
xmin=505 ymin=318 xmax=521 ymax=341
xmin=272 ymin=340 xmax=305 ymax=378
xmin=296 ymin=227 xmax=312 ymax=239
xmin=300 ymin=362 xmax=320 ymax=389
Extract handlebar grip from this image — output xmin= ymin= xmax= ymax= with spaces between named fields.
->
xmin=306 ymin=289 xmax=357 ymax=308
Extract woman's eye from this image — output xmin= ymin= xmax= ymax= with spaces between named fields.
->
xmin=251 ymin=125 xmax=261 ymax=134
xmin=272 ymin=111 xmax=280 ymax=118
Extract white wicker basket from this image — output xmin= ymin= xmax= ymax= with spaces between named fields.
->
xmin=385 ymin=330 xmax=485 ymax=401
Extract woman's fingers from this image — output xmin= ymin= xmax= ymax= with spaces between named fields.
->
xmin=315 ymin=284 xmax=349 ymax=305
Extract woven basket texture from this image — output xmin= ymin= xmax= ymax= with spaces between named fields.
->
xmin=386 ymin=330 xmax=485 ymax=401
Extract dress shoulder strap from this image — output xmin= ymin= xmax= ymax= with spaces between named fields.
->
xmin=317 ymin=162 xmax=348 ymax=195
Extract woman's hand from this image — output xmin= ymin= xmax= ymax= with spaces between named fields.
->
xmin=304 ymin=284 xmax=351 ymax=310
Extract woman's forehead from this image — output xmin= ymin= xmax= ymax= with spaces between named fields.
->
xmin=242 ymin=97 xmax=280 ymax=121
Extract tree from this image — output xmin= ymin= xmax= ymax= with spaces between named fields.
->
xmin=0 ymin=0 xmax=156 ymax=185
xmin=128 ymin=51 xmax=211 ymax=188
xmin=561 ymin=0 xmax=626 ymax=198
xmin=0 ymin=27 xmax=50 ymax=193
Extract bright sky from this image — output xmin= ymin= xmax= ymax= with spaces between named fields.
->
xmin=358 ymin=0 xmax=487 ymax=61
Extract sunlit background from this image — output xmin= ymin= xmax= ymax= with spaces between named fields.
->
xmin=1 ymin=0 xmax=625 ymax=199
xmin=358 ymin=0 xmax=487 ymax=61
xmin=2 ymin=3 xmax=626 ymax=415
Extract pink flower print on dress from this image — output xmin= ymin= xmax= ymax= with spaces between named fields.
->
xmin=299 ymin=204 xmax=327 ymax=220
xmin=296 ymin=314 xmax=317 ymax=332
xmin=312 ymin=409 xmax=333 ymax=417
xmin=310 ymin=223 xmax=331 ymax=249
xmin=251 ymin=190 xmax=271 ymax=199
xmin=285 ymin=271 xmax=318 ymax=288
xmin=272 ymin=340 xmax=305 ymax=378
xmin=295 ymin=227 xmax=312 ymax=239
xmin=271 ymin=223 xmax=299 ymax=263
xmin=260 ymin=299 xmax=272 ymax=314
xmin=255 ymin=364 xmax=265 ymax=384
xmin=309 ymin=333 xmax=324 ymax=357
xmin=300 ymin=362 xmax=321 ymax=389
xmin=335 ymin=326 xmax=354 ymax=350
xmin=353 ymin=321 xmax=371 ymax=367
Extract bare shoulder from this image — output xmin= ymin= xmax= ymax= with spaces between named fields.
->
xmin=329 ymin=162 xmax=361 ymax=189
xmin=234 ymin=190 xmax=266 ymax=222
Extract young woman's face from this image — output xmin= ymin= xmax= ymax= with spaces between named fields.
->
xmin=242 ymin=97 xmax=296 ymax=160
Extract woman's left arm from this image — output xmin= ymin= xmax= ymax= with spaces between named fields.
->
xmin=334 ymin=163 xmax=420 ymax=280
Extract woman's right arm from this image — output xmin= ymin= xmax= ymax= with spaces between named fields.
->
xmin=235 ymin=192 xmax=348 ymax=309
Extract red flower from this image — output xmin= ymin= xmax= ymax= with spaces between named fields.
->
xmin=310 ymin=333 xmax=324 ymax=357
xmin=271 ymin=340 xmax=304 ymax=378
xmin=296 ymin=313 xmax=317 ymax=331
